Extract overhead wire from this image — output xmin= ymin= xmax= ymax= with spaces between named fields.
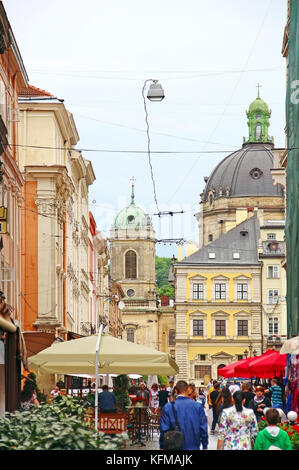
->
xmin=166 ymin=0 xmax=275 ymax=204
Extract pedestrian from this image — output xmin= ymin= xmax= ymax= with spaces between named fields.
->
xmin=98 ymin=384 xmax=117 ymax=413
xmin=186 ymin=383 xmax=198 ymax=401
xmin=248 ymin=385 xmax=271 ymax=422
xmin=210 ymin=382 xmax=221 ymax=434
xmin=50 ymin=383 xmax=61 ymax=398
xmin=158 ymin=384 xmax=169 ymax=409
xmin=241 ymin=381 xmax=255 ymax=408
xmin=159 ymin=380 xmax=208 ymax=450
xmin=229 ymin=380 xmax=240 ymax=396
xmin=254 ymin=408 xmax=292 ymax=450
xmin=207 ymin=380 xmax=218 ymax=409
xmin=266 ymin=378 xmax=284 ymax=409
xmin=20 ymin=383 xmax=40 ymax=410
xmin=136 ymin=382 xmax=151 ymax=407
xmin=217 ymin=391 xmax=258 ymax=450
xmin=167 ymin=380 xmax=174 ymax=401
xmin=215 ymin=386 xmax=232 ymax=423
xmin=150 ymin=383 xmax=159 ymax=414
xmin=197 ymin=387 xmax=206 ymax=407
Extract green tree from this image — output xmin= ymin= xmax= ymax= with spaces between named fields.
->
xmin=155 ymin=256 xmax=174 ymax=299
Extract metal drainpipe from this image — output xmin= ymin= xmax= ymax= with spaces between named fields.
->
xmin=94 ymin=323 xmax=104 ymax=431
xmin=63 ymin=213 xmax=67 ymax=341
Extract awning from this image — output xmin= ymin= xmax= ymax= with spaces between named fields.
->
xmin=23 ymin=331 xmax=56 ymax=357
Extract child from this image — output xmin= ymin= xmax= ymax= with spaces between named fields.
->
xmin=254 ymin=408 xmax=292 ymax=450
xmin=269 ymin=379 xmax=283 ymax=409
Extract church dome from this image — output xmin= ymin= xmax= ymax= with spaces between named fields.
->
xmin=203 ymin=143 xmax=283 ymax=202
xmin=113 ymin=181 xmax=151 ymax=229
xmin=114 ymin=203 xmax=148 ymax=229
xmin=248 ymin=96 xmax=271 ymax=115
xmin=202 ymin=91 xmax=283 ymax=202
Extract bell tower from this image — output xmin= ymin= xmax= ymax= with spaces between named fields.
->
xmin=109 ymin=181 xmax=160 ymax=349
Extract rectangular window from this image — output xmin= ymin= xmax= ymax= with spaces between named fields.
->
xmin=237 ymin=320 xmax=248 ymax=336
xmin=215 ymin=283 xmax=226 ymax=300
xmin=193 ymin=319 xmax=204 ymax=336
xmin=215 ymin=319 xmax=226 ymax=336
xmin=193 ymin=283 xmax=204 ymax=300
xmin=269 ymin=317 xmax=279 ymax=335
xmin=169 ymin=329 xmax=175 ymax=345
xmin=237 ymin=283 xmax=248 ymax=300
xmin=268 ymin=289 xmax=279 ymax=304
xmin=200 ymin=354 xmax=206 ymax=361
xmin=126 ymin=328 xmax=135 ymax=343
xmin=267 ymin=233 xmax=276 ymax=240
xmin=268 ymin=266 xmax=279 ymax=278
xmin=194 ymin=365 xmax=211 ymax=379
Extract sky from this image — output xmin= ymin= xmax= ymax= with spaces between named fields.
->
xmin=3 ymin=0 xmax=287 ymax=257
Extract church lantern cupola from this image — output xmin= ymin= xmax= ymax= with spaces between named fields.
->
xmin=243 ymin=85 xmax=274 ymax=145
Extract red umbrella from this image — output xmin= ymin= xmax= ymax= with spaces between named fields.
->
xmin=249 ymin=351 xmax=287 ymax=378
xmin=218 ymin=358 xmax=252 ymax=378
xmin=234 ymin=350 xmax=276 ymax=378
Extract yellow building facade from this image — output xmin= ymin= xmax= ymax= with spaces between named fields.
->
xmin=174 ymin=216 xmax=262 ymax=384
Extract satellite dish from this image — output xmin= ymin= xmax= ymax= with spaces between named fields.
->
xmin=118 ymin=301 xmax=125 ymax=310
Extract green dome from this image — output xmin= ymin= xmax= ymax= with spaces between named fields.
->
xmin=114 ymin=203 xmax=147 ymax=229
xmin=248 ymin=96 xmax=270 ymax=115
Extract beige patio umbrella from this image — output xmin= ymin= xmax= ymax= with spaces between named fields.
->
xmin=280 ymin=336 xmax=299 ymax=355
xmin=28 ymin=333 xmax=179 ymax=376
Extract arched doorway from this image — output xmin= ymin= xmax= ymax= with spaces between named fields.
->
xmin=217 ymin=364 xmax=226 ymax=377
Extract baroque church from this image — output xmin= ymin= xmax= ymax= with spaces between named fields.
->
xmin=171 ymin=92 xmax=287 ymax=383
xmin=109 ymin=182 xmax=175 ymax=357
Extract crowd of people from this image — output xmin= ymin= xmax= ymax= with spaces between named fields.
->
xmin=158 ymin=378 xmax=293 ymax=450
xmin=18 ymin=375 xmax=294 ymax=451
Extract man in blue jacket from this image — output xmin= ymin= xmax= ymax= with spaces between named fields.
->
xmin=159 ymin=380 xmax=208 ymax=450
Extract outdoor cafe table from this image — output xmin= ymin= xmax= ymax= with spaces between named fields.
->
xmin=126 ymin=405 xmax=148 ymax=447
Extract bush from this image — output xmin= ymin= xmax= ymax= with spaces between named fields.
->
xmin=114 ymin=375 xmax=131 ymax=411
xmin=0 ymin=395 xmax=128 ymax=450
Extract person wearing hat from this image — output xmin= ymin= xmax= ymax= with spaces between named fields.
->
xmin=248 ymin=386 xmax=271 ymax=422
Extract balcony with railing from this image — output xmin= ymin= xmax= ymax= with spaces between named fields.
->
xmin=260 ymin=240 xmax=285 ymax=257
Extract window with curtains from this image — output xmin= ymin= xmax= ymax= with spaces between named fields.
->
xmin=125 ymin=250 xmax=137 ymax=279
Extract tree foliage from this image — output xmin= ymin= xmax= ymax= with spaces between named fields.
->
xmin=155 ymin=256 xmax=174 ymax=299
xmin=0 ymin=395 xmax=127 ymax=450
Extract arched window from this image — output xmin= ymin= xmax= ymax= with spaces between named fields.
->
xmin=255 ymin=123 xmax=262 ymax=140
xmin=125 ymin=250 xmax=137 ymax=279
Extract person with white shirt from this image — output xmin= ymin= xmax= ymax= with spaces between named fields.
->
xmin=229 ymin=381 xmax=240 ymax=396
